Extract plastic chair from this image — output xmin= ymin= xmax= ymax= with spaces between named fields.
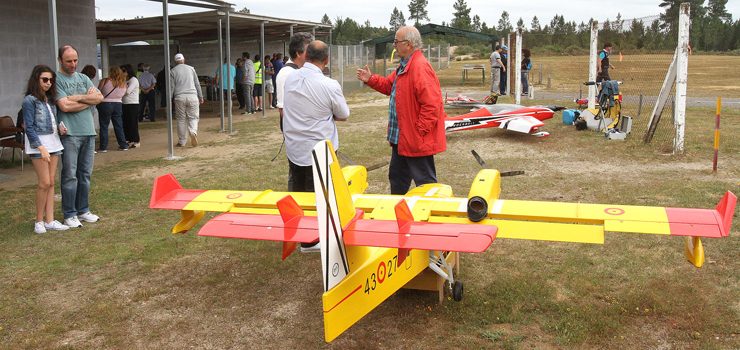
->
xmin=0 ymin=115 xmax=25 ymax=171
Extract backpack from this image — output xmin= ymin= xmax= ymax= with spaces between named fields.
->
xmin=15 ymin=108 xmax=24 ymax=144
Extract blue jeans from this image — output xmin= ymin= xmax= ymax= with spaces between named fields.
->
xmin=97 ymin=102 xmax=128 ymax=150
xmin=139 ymin=90 xmax=156 ymax=121
xmin=388 ymin=144 xmax=437 ymax=195
xmin=60 ymin=135 xmax=95 ymax=219
xmin=521 ymin=70 xmax=530 ymax=94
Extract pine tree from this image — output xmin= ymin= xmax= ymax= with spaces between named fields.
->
xmin=497 ymin=11 xmax=512 ymax=33
xmin=408 ymin=0 xmax=430 ymax=26
xmin=472 ymin=15 xmax=482 ymax=32
xmin=516 ymin=18 xmax=525 ymax=32
xmin=389 ymin=7 xmax=406 ymax=31
xmin=321 ymin=14 xmax=332 ymax=26
xmin=707 ymin=0 xmax=731 ymax=23
xmin=531 ymin=16 xmax=541 ymax=32
xmin=451 ymin=0 xmax=472 ymax=30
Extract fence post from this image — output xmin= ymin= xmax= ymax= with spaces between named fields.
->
xmin=588 ymin=20 xmax=599 ymax=109
xmin=713 ymin=97 xmax=721 ymax=173
xmin=673 ymin=3 xmax=690 ymax=154
xmin=339 ymin=45 xmax=344 ymax=89
xmin=515 ymin=30 xmax=522 ymax=105
xmin=437 ymin=44 xmax=441 ymax=70
xmin=538 ymin=63 xmax=543 ymax=84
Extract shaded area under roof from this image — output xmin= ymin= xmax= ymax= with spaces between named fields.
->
xmin=97 ymin=10 xmax=331 ymax=44
xmin=366 ymin=23 xmax=499 ymax=46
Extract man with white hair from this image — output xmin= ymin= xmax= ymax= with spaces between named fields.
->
xmin=170 ymin=53 xmax=203 ymax=147
xmin=356 ymin=26 xmax=446 ymax=195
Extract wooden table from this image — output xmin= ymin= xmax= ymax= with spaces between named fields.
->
xmin=462 ymin=64 xmax=485 ymax=83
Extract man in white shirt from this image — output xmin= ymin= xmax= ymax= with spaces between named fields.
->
xmin=275 ymin=32 xmax=313 ymax=130
xmin=283 ymin=40 xmax=350 ymax=192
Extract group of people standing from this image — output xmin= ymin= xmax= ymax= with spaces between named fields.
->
xmin=220 ymin=52 xmax=287 ymax=114
xmin=489 ymin=44 xmax=533 ymax=96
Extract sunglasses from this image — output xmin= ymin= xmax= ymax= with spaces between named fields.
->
xmin=40 ymin=77 xmax=54 ymax=83
xmin=393 ymin=39 xmax=409 ymax=45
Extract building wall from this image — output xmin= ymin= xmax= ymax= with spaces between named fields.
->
xmin=108 ymin=41 xmax=288 ymax=79
xmin=0 ymin=0 xmax=97 ymax=118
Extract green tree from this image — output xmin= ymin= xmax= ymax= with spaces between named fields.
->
xmin=389 ymin=7 xmax=406 ymax=31
xmin=531 ymin=16 xmax=541 ymax=32
xmin=516 ymin=17 xmax=525 ymax=32
xmin=472 ymin=15 xmax=482 ymax=32
xmin=497 ymin=11 xmax=512 ymax=33
xmin=707 ymin=0 xmax=731 ymax=22
xmin=321 ymin=14 xmax=332 ymax=26
xmin=408 ymin=0 xmax=430 ymax=26
xmin=451 ymin=0 xmax=472 ymax=30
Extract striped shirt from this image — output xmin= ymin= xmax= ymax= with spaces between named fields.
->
xmin=388 ymin=57 xmax=409 ymax=145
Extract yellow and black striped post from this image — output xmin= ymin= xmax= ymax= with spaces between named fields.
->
xmin=712 ymin=97 xmax=721 ymax=173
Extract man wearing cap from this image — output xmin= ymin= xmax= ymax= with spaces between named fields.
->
xmin=170 ymin=53 xmax=204 ymax=147
xmin=499 ymin=45 xmax=509 ymax=95
xmin=490 ymin=45 xmax=506 ymax=95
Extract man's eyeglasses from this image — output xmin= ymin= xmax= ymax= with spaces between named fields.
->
xmin=393 ymin=39 xmax=409 ymax=45
xmin=40 ymin=77 xmax=54 ymax=83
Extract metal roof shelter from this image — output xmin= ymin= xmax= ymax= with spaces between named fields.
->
xmin=96 ymin=0 xmax=330 ymax=159
xmin=96 ymin=10 xmax=331 ymax=45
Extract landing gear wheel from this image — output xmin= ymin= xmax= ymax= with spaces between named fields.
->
xmin=452 ymin=281 xmax=464 ymax=302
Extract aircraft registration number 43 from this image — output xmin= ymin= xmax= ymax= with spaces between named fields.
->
xmin=364 ymin=255 xmax=398 ymax=294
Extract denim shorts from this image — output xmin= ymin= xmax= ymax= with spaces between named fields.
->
xmin=29 ymin=150 xmax=63 ymax=159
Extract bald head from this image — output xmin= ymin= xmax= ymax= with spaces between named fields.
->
xmin=306 ymin=40 xmax=329 ymax=66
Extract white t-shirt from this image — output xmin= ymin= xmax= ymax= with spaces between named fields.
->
xmin=275 ymin=59 xmax=297 ymax=109
xmin=490 ymin=51 xmax=502 ymax=68
xmin=25 ymin=102 xmax=64 ymax=155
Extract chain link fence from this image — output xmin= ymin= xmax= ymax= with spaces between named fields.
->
xmin=329 ymin=43 xmax=450 ymax=95
xmin=518 ymin=31 xmax=679 ymax=151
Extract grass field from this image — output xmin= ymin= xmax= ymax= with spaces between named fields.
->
xmin=0 ymin=55 xmax=738 ymax=349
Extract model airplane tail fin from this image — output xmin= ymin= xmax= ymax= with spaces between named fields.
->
xmin=683 ymin=191 xmax=737 ymax=267
xmin=312 ymin=140 xmax=355 ymax=292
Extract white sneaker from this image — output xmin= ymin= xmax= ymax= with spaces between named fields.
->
xmin=64 ymin=216 xmax=83 ymax=228
xmin=189 ymin=133 xmax=198 ymax=147
xmin=299 ymin=241 xmax=321 ymax=253
xmin=45 ymin=220 xmax=70 ymax=231
xmin=34 ymin=221 xmax=47 ymax=234
xmin=78 ymin=211 xmax=100 ymax=223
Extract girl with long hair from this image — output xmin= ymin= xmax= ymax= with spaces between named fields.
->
xmin=97 ymin=66 xmax=128 ymax=151
xmin=22 ymin=65 xmax=69 ymax=233
xmin=120 ymin=64 xmax=140 ymax=148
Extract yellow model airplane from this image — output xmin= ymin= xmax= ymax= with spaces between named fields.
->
xmin=150 ymin=140 xmax=735 ymax=342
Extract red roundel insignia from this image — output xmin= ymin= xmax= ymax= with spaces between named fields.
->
xmin=226 ymin=193 xmax=242 ymax=199
xmin=604 ymin=207 xmax=625 ymax=215
xmin=377 ymin=261 xmax=387 ymax=284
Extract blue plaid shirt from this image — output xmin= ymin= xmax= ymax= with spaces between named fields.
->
xmin=388 ymin=57 xmax=409 ymax=144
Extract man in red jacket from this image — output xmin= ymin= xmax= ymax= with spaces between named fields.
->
xmin=357 ymin=26 xmax=446 ymax=195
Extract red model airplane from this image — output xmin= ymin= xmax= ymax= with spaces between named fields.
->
xmin=445 ymin=104 xmax=561 ymax=137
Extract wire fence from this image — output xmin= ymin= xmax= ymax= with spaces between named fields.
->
xmin=329 ymin=43 xmax=451 ymax=95
xmin=518 ymin=33 xmax=678 ymax=150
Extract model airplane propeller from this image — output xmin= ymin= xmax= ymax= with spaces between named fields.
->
xmin=150 ymin=140 xmax=735 ymax=342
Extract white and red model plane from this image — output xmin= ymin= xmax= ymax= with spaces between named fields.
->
xmin=445 ymin=104 xmax=561 ymax=137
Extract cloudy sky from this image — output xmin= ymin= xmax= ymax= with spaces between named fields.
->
xmin=95 ymin=0 xmax=739 ymax=28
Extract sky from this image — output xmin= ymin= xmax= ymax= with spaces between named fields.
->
xmin=95 ymin=0 xmax=740 ymax=29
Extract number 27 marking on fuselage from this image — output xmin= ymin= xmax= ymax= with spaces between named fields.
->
xmin=364 ymin=255 xmax=398 ymax=294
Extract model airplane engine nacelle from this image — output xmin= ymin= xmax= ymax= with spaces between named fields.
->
xmin=466 ymin=169 xmax=501 ymax=222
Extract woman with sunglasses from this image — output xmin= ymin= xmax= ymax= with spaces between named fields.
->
xmin=22 ymin=65 xmax=69 ymax=234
